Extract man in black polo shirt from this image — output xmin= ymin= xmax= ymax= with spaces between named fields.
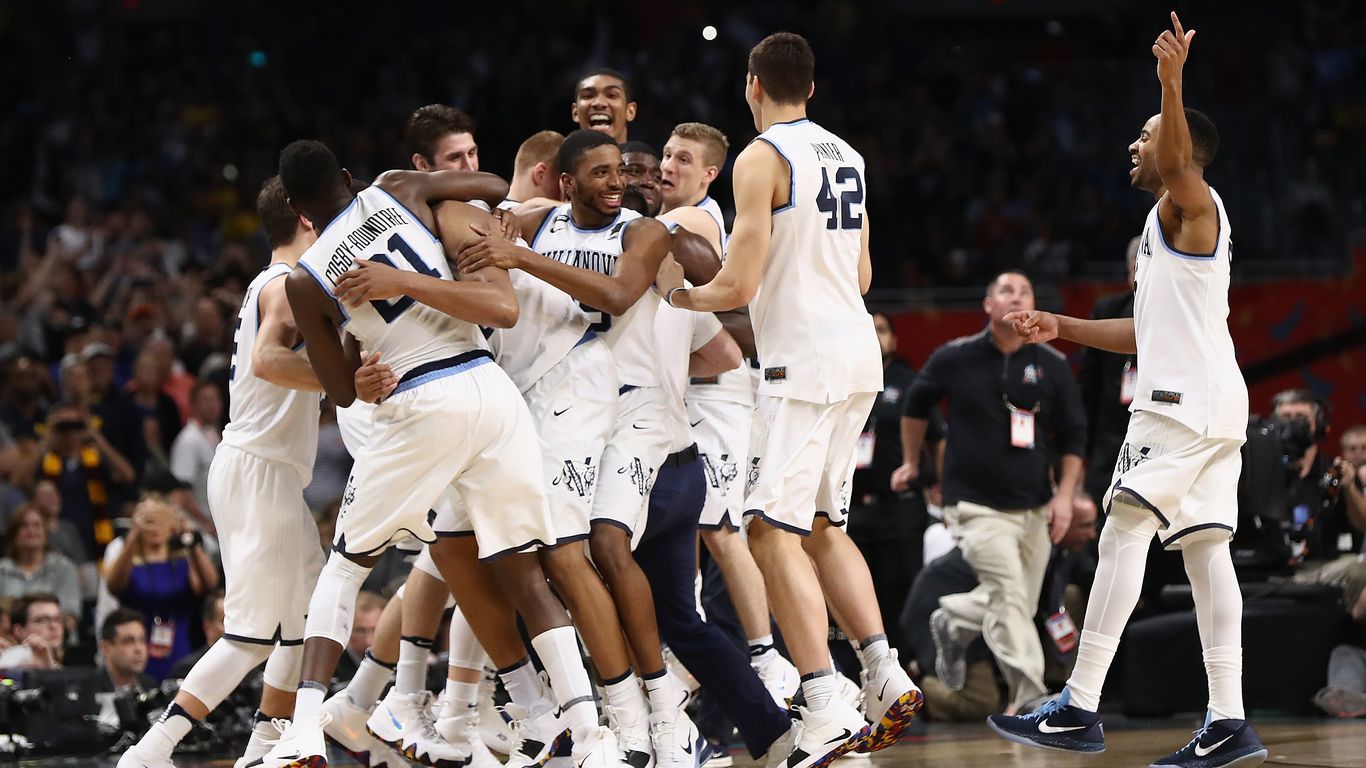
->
xmin=893 ymin=270 xmax=1086 ymax=714
xmin=846 ymin=312 xmax=944 ymax=658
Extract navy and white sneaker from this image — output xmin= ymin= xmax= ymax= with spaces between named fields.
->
xmin=985 ymin=688 xmax=1104 ymax=753
xmin=1149 ymin=714 xmax=1267 ymax=768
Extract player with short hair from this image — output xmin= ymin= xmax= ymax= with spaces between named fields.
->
xmin=118 ymin=177 xmax=329 ymax=768
xmin=458 ymin=129 xmax=700 ymax=768
xmin=572 ymin=68 xmax=636 ymax=144
xmin=406 ymin=104 xmax=480 ymax=172
xmin=987 ymin=14 xmax=1267 ymax=768
xmin=658 ymin=32 xmax=921 ymax=768
xmin=657 ymin=121 xmax=798 ymax=705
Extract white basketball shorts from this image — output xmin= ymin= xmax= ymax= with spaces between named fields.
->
xmin=744 ymin=392 xmax=876 ymax=535
xmin=208 ymin=445 xmax=326 ymax=644
xmin=591 ymin=385 xmax=673 ymax=541
xmin=1104 ymin=410 xmax=1244 ymax=550
xmin=335 ymin=353 xmax=554 ymax=560
xmin=686 ymin=398 xmax=751 ymax=531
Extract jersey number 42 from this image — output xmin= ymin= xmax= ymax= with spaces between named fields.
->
xmin=816 ymin=166 xmax=864 ymax=231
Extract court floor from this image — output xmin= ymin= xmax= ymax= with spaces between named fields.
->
xmin=26 ymin=720 xmax=1366 ymax=768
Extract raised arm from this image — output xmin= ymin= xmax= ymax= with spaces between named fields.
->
xmin=253 ymin=276 xmax=323 ymax=391
xmin=457 ymin=216 xmax=672 ymax=316
xmin=1153 ymin=13 xmax=1216 ymax=235
xmin=663 ymin=142 xmax=782 ymax=312
xmin=285 ymin=269 xmax=357 ymax=407
xmin=333 ymin=201 xmax=519 ymax=328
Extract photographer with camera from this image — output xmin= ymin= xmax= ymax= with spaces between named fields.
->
xmin=103 ymin=495 xmax=218 ymax=682
xmin=29 ymin=401 xmax=136 ymax=562
xmin=1270 ymin=391 xmax=1366 ymax=568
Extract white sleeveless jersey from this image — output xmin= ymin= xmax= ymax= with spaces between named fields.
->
xmin=296 ymin=186 xmax=485 ymax=380
xmin=750 ymin=119 xmax=881 ymax=404
xmin=531 ymin=204 xmax=658 ymax=388
xmin=1132 ymin=187 xmax=1247 ymax=440
xmin=483 ymin=200 xmax=593 ymax=392
xmin=220 ymin=264 xmax=321 ymax=482
xmin=696 ymin=195 xmax=728 ymax=256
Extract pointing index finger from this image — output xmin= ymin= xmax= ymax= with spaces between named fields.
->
xmin=1171 ymin=11 xmax=1184 ymax=40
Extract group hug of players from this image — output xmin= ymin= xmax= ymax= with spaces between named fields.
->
xmin=118 ymin=31 xmax=922 ymax=768
xmin=120 ymin=14 xmax=1269 ymax=768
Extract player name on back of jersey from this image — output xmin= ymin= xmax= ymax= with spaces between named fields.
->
xmin=321 ymin=206 xmax=412 ymax=283
xmin=811 ymin=141 xmax=846 ymax=162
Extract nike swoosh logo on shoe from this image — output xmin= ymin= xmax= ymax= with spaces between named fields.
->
xmin=1194 ymin=734 xmax=1235 ymax=757
xmin=824 ymin=728 xmax=854 ymax=745
xmin=878 ymin=681 xmax=889 ymax=700
xmin=1037 ymin=720 xmax=1088 ymax=734
xmin=683 ymin=741 xmax=693 ymax=755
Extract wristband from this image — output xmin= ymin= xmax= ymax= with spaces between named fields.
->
xmin=665 ymin=287 xmax=684 ymax=308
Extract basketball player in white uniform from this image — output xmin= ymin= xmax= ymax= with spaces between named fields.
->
xmin=335 ymin=125 xmax=647 ymax=768
xmin=255 ymin=140 xmax=616 ymax=768
xmin=658 ymin=33 xmax=921 ymax=768
xmin=459 ymin=130 xmax=699 ymax=768
xmin=117 ymin=178 xmax=326 ymax=768
xmin=318 ymin=107 xmax=518 ymax=768
xmin=989 ymin=15 xmax=1267 ymax=768
xmin=659 ymin=122 xmax=800 ymax=705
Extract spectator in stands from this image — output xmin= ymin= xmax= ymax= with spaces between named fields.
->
xmin=169 ymin=380 xmax=222 ymax=514
xmin=128 ymin=348 xmax=183 ymax=473
xmin=0 ymin=504 xmax=81 ymax=622
xmin=97 ymin=607 xmax=155 ymax=693
xmin=178 ymin=297 xmax=229 ymax=380
xmin=83 ymin=341 xmax=147 ymax=479
xmin=29 ymin=478 xmax=86 ymax=565
xmin=0 ymin=593 xmax=64 ymax=670
xmin=103 ymin=494 xmax=218 ymax=681
xmin=168 ymin=589 xmax=225 ymax=679
xmin=0 ymin=420 xmax=26 ymax=526
xmin=31 ymin=401 xmax=135 ymax=561
xmin=0 ymin=601 xmax=13 ymax=652
xmin=0 ymin=356 xmax=52 ymax=443
xmin=337 ymin=590 xmax=386 ymax=682
xmin=1077 ymin=236 xmax=1139 ymax=509
xmin=896 ymin=270 xmax=1087 ymax=714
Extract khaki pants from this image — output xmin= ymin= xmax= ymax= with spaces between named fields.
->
xmin=939 ymin=500 xmax=1051 ymax=709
